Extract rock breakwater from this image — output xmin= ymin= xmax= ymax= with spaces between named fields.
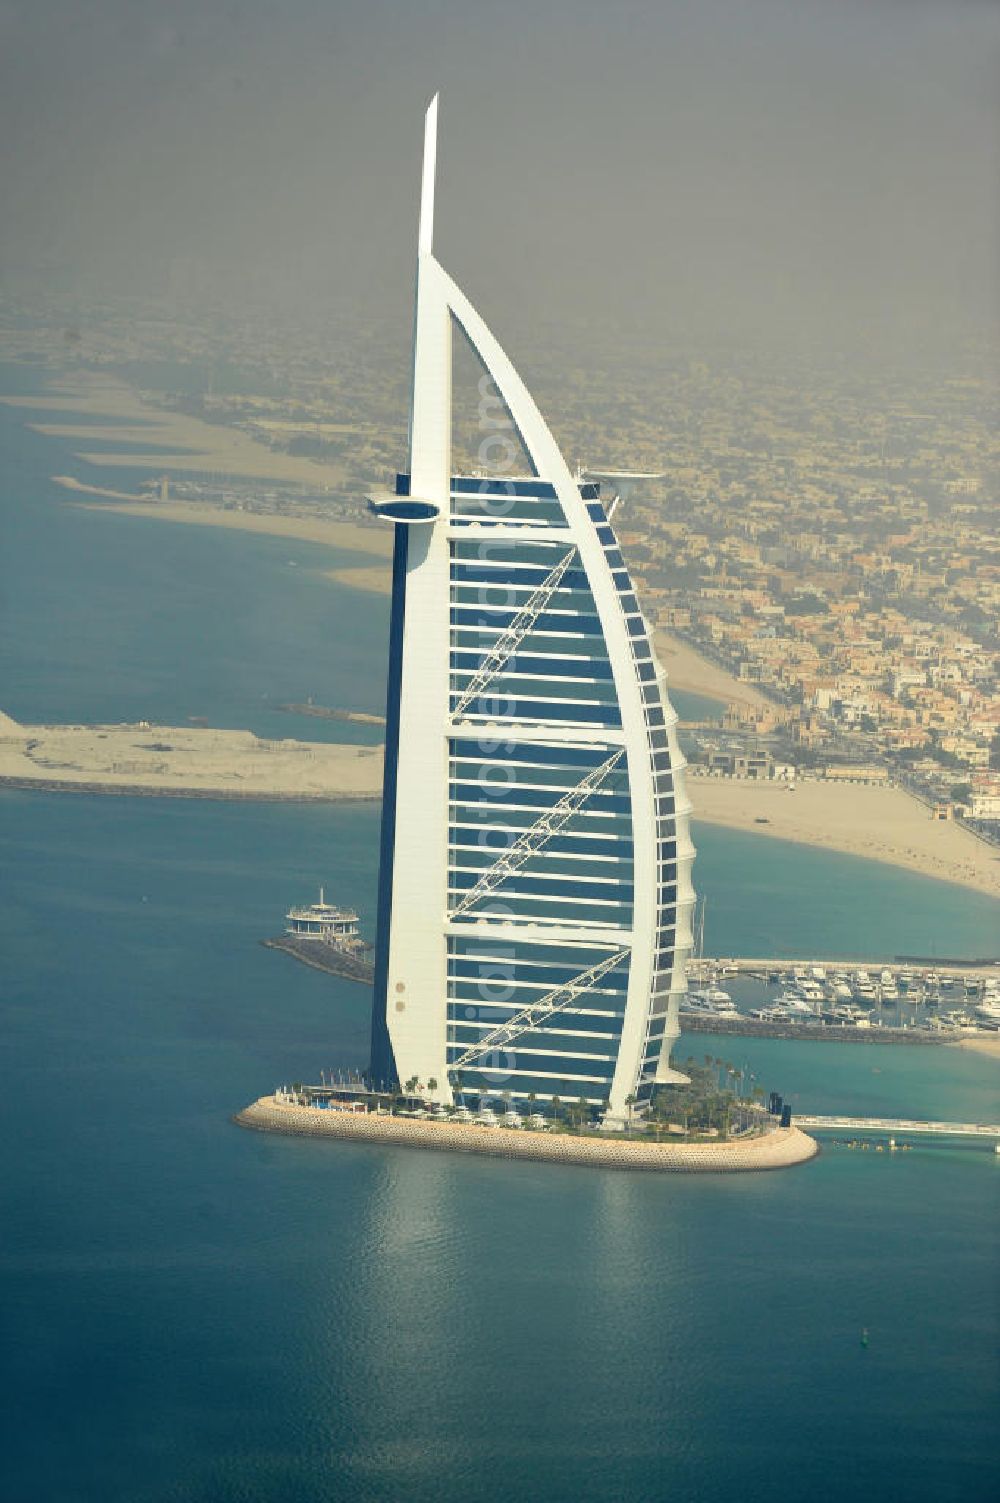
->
xmin=234 ymin=1096 xmax=818 ymax=1174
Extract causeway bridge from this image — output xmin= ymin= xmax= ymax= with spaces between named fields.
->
xmin=796 ymin=1115 xmax=1000 ymax=1140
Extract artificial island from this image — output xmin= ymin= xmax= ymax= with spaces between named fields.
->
xmin=235 ymin=97 xmax=817 ymax=1172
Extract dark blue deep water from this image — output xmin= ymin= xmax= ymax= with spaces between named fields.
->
xmin=1 ymin=370 xmax=998 ymax=1502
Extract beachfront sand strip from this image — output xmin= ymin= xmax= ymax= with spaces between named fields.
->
xmin=0 ymin=714 xmax=383 ymax=801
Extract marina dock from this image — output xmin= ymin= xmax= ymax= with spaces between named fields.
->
xmin=692 ymin=955 xmax=999 ymax=980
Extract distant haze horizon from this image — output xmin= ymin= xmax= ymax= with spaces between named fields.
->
xmin=1 ymin=0 xmax=997 ymax=362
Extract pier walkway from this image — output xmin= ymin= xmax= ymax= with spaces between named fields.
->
xmin=796 ymin=1115 xmax=1000 ymax=1140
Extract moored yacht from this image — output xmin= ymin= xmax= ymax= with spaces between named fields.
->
xmin=780 ymin=995 xmax=819 ymax=1016
xmin=684 ymin=988 xmax=739 ymax=1017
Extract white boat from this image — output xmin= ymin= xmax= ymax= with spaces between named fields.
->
xmin=685 ymin=987 xmax=739 ymax=1016
xmin=810 ymin=966 xmax=827 ymax=982
xmin=880 ymin=968 xmax=894 ymax=987
xmin=781 ymin=996 xmax=819 ymax=1016
xmin=706 ymin=987 xmax=734 ymax=1005
xmin=824 ymin=1004 xmax=869 ymax=1023
xmin=683 ymin=989 xmax=723 ymax=1014
xmin=752 ymin=1004 xmax=813 ymax=1023
xmin=833 ymin=980 xmax=853 ymax=1000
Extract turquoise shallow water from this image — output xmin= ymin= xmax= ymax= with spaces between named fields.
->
xmin=1 ymin=791 xmax=998 ymax=1503
xmin=0 ymin=368 xmax=389 ymax=743
xmin=2 ymin=368 xmax=998 ymax=1501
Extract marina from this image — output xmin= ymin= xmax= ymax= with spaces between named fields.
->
xmin=264 ymin=903 xmax=1000 ymax=1044
xmin=681 ymin=954 xmax=1000 ymax=1042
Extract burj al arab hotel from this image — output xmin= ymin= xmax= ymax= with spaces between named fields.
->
xmin=369 ymin=97 xmax=695 ymax=1128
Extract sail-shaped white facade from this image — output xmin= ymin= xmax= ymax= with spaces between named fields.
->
xmin=369 ymin=98 xmax=695 ymax=1126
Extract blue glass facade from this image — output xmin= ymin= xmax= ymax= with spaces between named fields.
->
xmin=439 ymin=475 xmax=683 ymax=1108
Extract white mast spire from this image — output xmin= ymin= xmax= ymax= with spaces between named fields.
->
xmin=407 ymin=90 xmax=450 ymax=496
xmin=418 ymin=93 xmax=439 ymax=258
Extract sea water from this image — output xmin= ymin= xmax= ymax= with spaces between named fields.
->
xmin=0 ymin=368 xmax=388 ymax=743
xmin=1 ymin=369 xmax=998 ymax=1502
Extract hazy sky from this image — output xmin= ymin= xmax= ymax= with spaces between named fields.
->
xmin=1 ymin=0 xmax=997 ymax=354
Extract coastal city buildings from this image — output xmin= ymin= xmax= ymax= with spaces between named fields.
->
xmin=2 ymin=172 xmax=996 ymax=837
xmin=4 ymin=309 xmax=996 ymax=825
xmin=367 ymin=99 xmax=695 ymax=1124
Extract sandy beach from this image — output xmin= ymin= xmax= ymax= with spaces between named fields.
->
xmin=654 ymin=631 xmax=769 ymax=709
xmin=52 ymin=474 xmax=149 ymax=502
xmin=73 ymin=498 xmax=394 ymax=562
xmin=2 ymin=375 xmax=349 ymax=487
xmin=323 ymin=561 xmax=392 ymax=593
xmin=0 ymin=713 xmax=383 ymax=801
xmin=689 ymin=773 xmax=1000 ymax=899
xmin=950 ymin=1036 xmax=1000 ymax=1060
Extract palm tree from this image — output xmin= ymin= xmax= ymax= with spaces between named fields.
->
xmin=624 ymin=1093 xmax=636 ymax=1135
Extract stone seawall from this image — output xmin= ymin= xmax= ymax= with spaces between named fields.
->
xmin=680 ymin=1013 xmax=956 ymax=1045
xmin=234 ymin=1097 xmax=819 ymax=1174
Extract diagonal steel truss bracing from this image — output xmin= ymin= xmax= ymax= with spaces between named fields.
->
xmin=448 ymin=749 xmax=625 ymax=918
xmin=448 ymin=946 xmax=630 ymax=1073
xmin=450 ymin=547 xmax=577 ymax=717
